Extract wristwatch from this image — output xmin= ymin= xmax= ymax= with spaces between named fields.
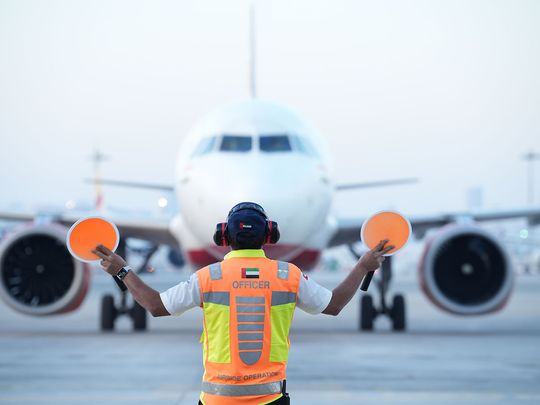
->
xmin=116 ymin=265 xmax=132 ymax=281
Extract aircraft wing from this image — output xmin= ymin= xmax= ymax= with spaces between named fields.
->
xmin=328 ymin=207 xmax=540 ymax=247
xmin=0 ymin=210 xmax=178 ymax=247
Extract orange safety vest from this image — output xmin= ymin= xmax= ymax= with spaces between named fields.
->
xmin=197 ymin=249 xmax=301 ymax=405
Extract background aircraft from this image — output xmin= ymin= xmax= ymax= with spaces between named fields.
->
xmin=1 ymin=98 xmax=539 ymax=332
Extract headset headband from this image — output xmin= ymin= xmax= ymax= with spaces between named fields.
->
xmin=227 ymin=202 xmax=268 ymax=221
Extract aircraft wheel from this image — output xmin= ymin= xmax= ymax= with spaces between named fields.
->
xmin=391 ymin=294 xmax=406 ymax=331
xmin=360 ymin=294 xmax=375 ymax=331
xmin=131 ymin=301 xmax=147 ymax=331
xmin=101 ymin=294 xmax=116 ymax=331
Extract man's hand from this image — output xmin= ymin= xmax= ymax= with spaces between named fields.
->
xmin=91 ymin=244 xmax=127 ymax=276
xmin=358 ymin=239 xmax=395 ymax=273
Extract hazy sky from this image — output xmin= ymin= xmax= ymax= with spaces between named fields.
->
xmin=1 ymin=0 xmax=539 ymax=219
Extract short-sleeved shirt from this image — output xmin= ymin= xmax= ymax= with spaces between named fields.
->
xmin=160 ymin=249 xmax=332 ymax=316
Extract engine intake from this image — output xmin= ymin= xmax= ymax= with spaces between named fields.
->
xmin=0 ymin=224 xmax=90 ymax=316
xmin=419 ymin=224 xmax=513 ymax=315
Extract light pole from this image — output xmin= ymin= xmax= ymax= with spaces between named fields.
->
xmin=521 ymin=150 xmax=540 ymax=206
xmin=90 ymin=148 xmax=109 ymax=212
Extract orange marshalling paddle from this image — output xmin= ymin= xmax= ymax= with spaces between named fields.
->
xmin=66 ymin=217 xmax=119 ymax=263
xmin=360 ymin=211 xmax=411 ymax=291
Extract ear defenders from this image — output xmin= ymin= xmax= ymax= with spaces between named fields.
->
xmin=213 ymin=202 xmax=280 ymax=247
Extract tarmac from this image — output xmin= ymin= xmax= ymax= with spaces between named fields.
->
xmin=0 ymin=268 xmax=539 ymax=405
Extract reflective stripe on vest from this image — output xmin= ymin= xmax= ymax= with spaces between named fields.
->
xmin=277 ymin=261 xmax=289 ymax=280
xmin=201 ymin=380 xmax=282 ymax=396
xmin=203 ymin=292 xmax=230 ymax=305
xmin=271 ymin=291 xmax=297 ymax=306
xmin=209 ymin=263 xmax=222 ymax=280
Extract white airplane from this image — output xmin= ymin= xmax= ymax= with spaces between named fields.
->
xmin=1 ymin=98 xmax=539 ymax=333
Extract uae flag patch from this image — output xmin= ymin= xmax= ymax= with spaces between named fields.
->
xmin=241 ymin=268 xmax=259 ymax=279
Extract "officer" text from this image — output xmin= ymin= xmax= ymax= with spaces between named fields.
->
xmin=232 ymin=280 xmax=270 ymax=289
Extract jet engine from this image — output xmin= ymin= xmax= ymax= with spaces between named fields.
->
xmin=0 ymin=224 xmax=90 ymax=316
xmin=419 ymin=224 xmax=513 ymax=315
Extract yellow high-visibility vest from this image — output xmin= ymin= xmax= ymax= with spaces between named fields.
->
xmin=197 ymin=249 xmax=301 ymax=405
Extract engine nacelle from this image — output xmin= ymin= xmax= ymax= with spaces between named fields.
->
xmin=419 ymin=224 xmax=514 ymax=315
xmin=0 ymin=223 xmax=90 ymax=316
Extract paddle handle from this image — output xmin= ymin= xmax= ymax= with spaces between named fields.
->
xmin=360 ymin=271 xmax=374 ymax=291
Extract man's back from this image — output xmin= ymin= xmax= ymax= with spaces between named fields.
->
xmin=196 ymin=252 xmax=301 ymax=404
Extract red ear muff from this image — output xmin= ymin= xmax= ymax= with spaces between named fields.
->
xmin=266 ymin=220 xmax=272 ymax=244
xmin=221 ymin=222 xmax=227 ymax=246
xmin=213 ymin=222 xmax=229 ymax=246
xmin=265 ymin=220 xmax=280 ymax=244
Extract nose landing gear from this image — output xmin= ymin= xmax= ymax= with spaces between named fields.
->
xmin=100 ymin=240 xmax=158 ymax=332
xmin=100 ymin=290 xmax=148 ymax=332
xmin=348 ymin=245 xmax=407 ymax=332
xmin=358 ymin=256 xmax=406 ymax=331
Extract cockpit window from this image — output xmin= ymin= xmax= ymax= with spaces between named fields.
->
xmin=290 ymin=135 xmax=319 ymax=158
xmin=259 ymin=135 xmax=292 ymax=152
xmin=191 ymin=136 xmax=217 ymax=157
xmin=220 ymin=135 xmax=252 ymax=152
xmin=191 ymin=134 xmax=319 ymax=158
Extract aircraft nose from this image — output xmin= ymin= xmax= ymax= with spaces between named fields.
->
xmin=214 ymin=158 xmax=331 ymax=242
xmin=220 ymin=162 xmax=306 ymax=206
xmin=180 ymin=154 xmax=331 ymax=245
